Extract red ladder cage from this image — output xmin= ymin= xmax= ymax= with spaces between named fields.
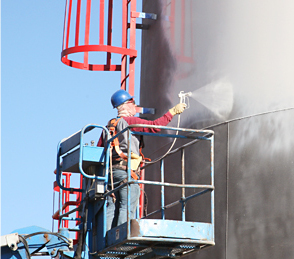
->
xmin=61 ymin=0 xmax=139 ymax=95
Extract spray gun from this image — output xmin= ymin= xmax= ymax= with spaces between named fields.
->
xmin=178 ymin=91 xmax=192 ymax=109
xmin=145 ymin=91 xmax=191 ymax=165
xmin=135 ymin=91 xmax=192 ymax=115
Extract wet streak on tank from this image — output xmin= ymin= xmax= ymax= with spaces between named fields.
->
xmin=139 ymin=1 xmax=294 ymax=258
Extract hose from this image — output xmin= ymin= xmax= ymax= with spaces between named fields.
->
xmin=18 ymin=235 xmax=31 ymax=259
xmin=145 ymin=106 xmax=294 ymax=163
xmin=23 ymin=231 xmax=72 ymax=245
xmin=144 ymin=113 xmax=181 ymax=165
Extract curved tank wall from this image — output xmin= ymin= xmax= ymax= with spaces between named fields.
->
xmin=139 ymin=1 xmax=294 ymax=258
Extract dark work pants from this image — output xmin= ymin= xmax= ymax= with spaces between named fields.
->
xmin=106 ymin=169 xmax=140 ymax=231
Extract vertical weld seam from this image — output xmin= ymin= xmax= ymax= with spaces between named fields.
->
xmin=180 ymin=0 xmax=185 ymax=56
xmin=190 ymin=0 xmax=194 ymax=60
xmin=225 ymin=122 xmax=230 ymax=259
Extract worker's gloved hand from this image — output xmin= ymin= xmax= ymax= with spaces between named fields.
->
xmin=169 ymin=103 xmax=187 ymax=116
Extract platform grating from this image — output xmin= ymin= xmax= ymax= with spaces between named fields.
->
xmin=97 ymin=241 xmax=212 ymax=258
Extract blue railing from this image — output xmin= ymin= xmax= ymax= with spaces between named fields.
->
xmin=56 ymin=124 xmax=111 ymax=192
xmin=55 ymin=123 xmax=215 ymax=256
xmin=111 ymin=124 xmax=215 ymax=244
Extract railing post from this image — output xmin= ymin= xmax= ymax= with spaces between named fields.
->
xmin=210 ymin=135 xmax=215 ymax=236
xmin=59 ymin=179 xmax=64 ymax=229
xmin=139 ymin=167 xmax=145 ymax=218
xmin=181 ymin=149 xmax=185 ymax=221
xmin=127 ymin=129 xmax=132 ymax=238
xmin=160 ymin=159 xmax=165 ymax=220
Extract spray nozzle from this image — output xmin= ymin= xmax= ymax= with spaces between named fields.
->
xmin=178 ymin=91 xmax=192 ymax=108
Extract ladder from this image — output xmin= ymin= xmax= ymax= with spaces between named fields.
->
xmin=52 ymin=172 xmax=83 ymax=245
xmin=61 ymin=0 xmax=156 ymax=96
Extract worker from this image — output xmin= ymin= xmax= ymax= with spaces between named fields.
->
xmin=98 ymin=89 xmax=186 ymax=231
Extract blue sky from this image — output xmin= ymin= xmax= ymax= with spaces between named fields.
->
xmin=1 ymin=1 xmax=141 ymax=235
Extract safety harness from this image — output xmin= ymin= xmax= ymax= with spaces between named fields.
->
xmin=107 ymin=118 xmax=139 ymax=180
xmin=107 ymin=117 xmax=150 ymax=214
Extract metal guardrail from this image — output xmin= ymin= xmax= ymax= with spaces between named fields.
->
xmin=117 ymin=124 xmax=215 ymax=236
xmin=55 ymin=123 xmax=215 ymax=252
xmin=56 ymin=124 xmax=111 ymax=193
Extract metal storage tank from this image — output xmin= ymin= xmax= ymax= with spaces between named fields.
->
xmin=139 ymin=1 xmax=294 ymax=258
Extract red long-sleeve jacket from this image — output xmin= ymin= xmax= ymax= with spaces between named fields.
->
xmin=97 ymin=111 xmax=174 ymax=157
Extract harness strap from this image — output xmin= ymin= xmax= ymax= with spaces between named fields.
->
xmin=109 ymin=144 xmax=116 ymax=202
xmin=107 ymin=117 xmax=148 ymax=181
xmin=119 ymin=170 xmax=139 ymax=185
xmin=113 ymin=138 xmax=128 ymax=160
xmin=139 ymin=135 xmax=151 ymax=162
xmin=108 ymin=118 xmax=128 ymax=161
xmin=140 ymin=147 xmax=151 ymax=162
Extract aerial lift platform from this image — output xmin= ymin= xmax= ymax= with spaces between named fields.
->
xmin=1 ymin=124 xmax=215 ymax=259
xmin=53 ymin=123 xmax=215 ymax=259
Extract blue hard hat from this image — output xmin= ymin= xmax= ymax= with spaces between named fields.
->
xmin=111 ymin=89 xmax=134 ymax=108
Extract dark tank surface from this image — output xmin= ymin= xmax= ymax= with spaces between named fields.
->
xmin=139 ymin=1 xmax=294 ymax=258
